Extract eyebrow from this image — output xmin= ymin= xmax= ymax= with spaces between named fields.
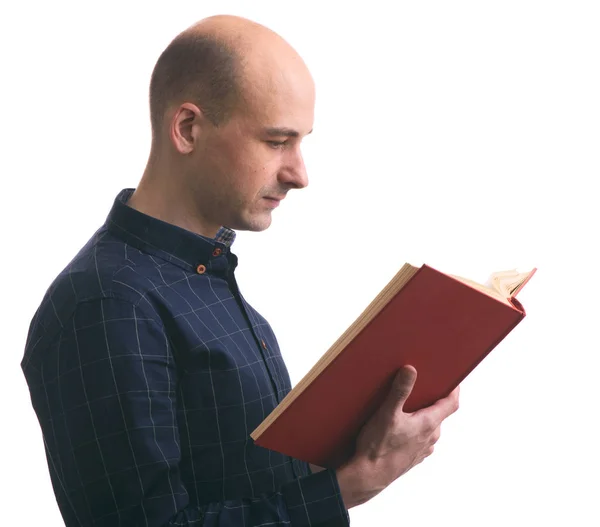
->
xmin=264 ymin=127 xmax=313 ymax=138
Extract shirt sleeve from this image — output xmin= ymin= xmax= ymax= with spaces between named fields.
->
xmin=22 ymin=297 xmax=349 ymax=527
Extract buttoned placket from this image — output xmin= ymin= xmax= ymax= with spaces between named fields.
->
xmin=220 ymin=256 xmax=305 ymax=479
xmin=195 ymin=249 xmax=285 ymax=404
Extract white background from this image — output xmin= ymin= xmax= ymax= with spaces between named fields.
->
xmin=2 ymin=1 xmax=599 ymax=525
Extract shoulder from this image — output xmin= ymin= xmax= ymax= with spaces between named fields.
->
xmin=23 ymin=226 xmax=167 ymax=363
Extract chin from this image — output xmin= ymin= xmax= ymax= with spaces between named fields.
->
xmin=232 ymin=213 xmax=273 ymax=233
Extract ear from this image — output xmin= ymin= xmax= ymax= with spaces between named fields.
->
xmin=169 ymin=103 xmax=203 ymax=155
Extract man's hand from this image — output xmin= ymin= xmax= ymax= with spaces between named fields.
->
xmin=335 ymin=365 xmax=460 ymax=508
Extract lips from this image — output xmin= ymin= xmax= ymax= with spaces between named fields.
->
xmin=264 ymin=197 xmax=282 ymax=207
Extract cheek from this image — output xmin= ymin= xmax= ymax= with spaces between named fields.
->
xmin=212 ymin=136 xmax=279 ymax=196
xmin=233 ymin=148 xmax=277 ymax=194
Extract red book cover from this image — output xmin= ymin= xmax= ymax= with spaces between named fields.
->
xmin=252 ymin=265 xmax=533 ymax=468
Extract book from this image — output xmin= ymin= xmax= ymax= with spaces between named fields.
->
xmin=251 ymin=263 xmax=536 ymax=468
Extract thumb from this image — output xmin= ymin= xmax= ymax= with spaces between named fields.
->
xmin=388 ymin=365 xmax=418 ymax=411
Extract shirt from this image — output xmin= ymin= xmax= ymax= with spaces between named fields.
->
xmin=21 ymin=188 xmax=350 ymax=527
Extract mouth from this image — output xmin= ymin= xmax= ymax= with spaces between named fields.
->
xmin=264 ymin=196 xmax=283 ymax=207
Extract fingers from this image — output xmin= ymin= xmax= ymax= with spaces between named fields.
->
xmin=418 ymin=427 xmax=441 ymax=465
xmin=388 ymin=365 xmax=418 ymax=412
xmin=413 ymin=385 xmax=460 ymax=426
xmin=448 ymin=386 xmax=460 ymax=413
xmin=422 ymin=425 xmax=441 ymax=460
xmin=431 ymin=425 xmax=441 ymax=444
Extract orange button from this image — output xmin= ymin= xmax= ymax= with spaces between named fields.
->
xmin=196 ymin=264 xmax=206 ymax=274
xmin=212 ymin=248 xmax=222 ymax=257
xmin=261 ymin=339 xmax=267 ymax=349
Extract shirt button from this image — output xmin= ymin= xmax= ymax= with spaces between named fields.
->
xmin=261 ymin=339 xmax=267 ymax=349
xmin=196 ymin=264 xmax=206 ymax=274
xmin=212 ymin=248 xmax=222 ymax=257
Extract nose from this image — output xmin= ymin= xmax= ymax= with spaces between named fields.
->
xmin=279 ymin=146 xmax=309 ymax=190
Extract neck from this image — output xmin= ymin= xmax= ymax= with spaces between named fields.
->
xmin=127 ymin=153 xmax=221 ymax=239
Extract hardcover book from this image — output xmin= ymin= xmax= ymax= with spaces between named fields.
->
xmin=251 ymin=264 xmax=536 ymax=468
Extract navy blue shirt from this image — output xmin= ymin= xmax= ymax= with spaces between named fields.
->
xmin=21 ymin=188 xmax=349 ymax=526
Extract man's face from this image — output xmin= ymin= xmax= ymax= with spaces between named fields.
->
xmin=187 ymin=64 xmax=315 ymax=233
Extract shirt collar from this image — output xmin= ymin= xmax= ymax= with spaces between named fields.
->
xmin=105 ymin=188 xmax=237 ymax=272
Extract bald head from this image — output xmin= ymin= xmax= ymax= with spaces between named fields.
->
xmin=135 ymin=15 xmax=315 ymax=237
xmin=149 ymin=15 xmax=311 ymax=142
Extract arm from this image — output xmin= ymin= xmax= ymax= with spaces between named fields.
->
xmin=23 ymin=297 xmax=348 ymax=527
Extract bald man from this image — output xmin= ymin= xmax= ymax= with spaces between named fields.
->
xmin=22 ymin=15 xmax=459 ymax=527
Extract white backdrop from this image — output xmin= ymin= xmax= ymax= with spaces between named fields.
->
xmin=2 ymin=1 xmax=599 ymax=525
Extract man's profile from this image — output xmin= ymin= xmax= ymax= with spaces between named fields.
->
xmin=22 ymin=14 xmax=459 ymax=526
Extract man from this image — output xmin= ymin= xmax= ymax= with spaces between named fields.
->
xmin=22 ymin=14 xmax=459 ymax=527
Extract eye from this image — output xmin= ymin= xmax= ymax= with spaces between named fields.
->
xmin=266 ymin=140 xmax=288 ymax=149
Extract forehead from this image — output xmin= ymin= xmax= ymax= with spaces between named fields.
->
xmin=236 ymin=57 xmax=315 ymax=134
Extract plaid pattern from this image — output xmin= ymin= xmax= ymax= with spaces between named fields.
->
xmin=22 ymin=189 xmax=350 ymax=527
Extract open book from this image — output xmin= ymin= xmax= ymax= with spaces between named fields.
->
xmin=251 ymin=263 xmax=536 ymax=468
